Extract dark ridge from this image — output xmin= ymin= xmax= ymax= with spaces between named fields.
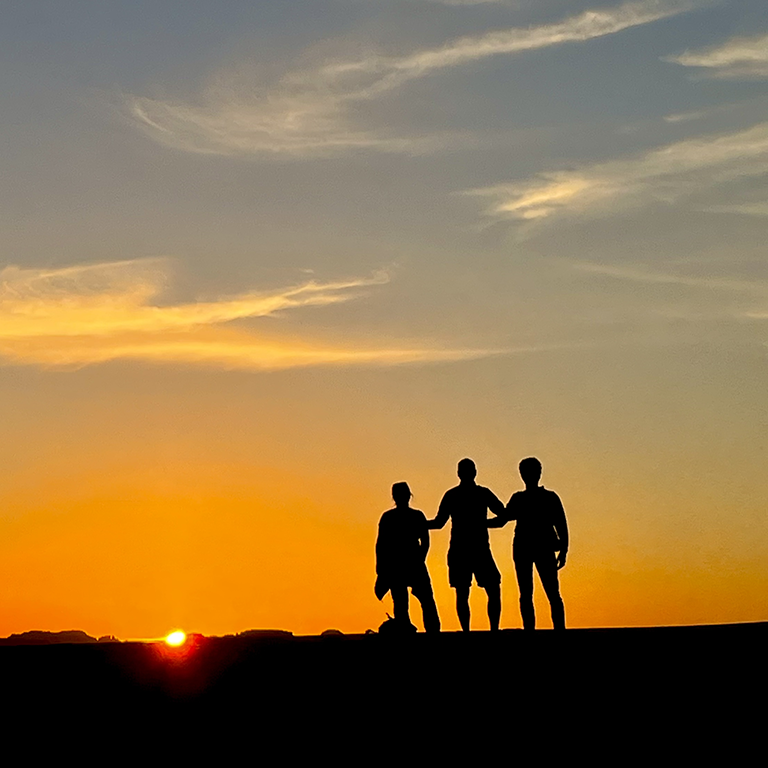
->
xmin=236 ymin=628 xmax=293 ymax=638
xmin=0 ymin=629 xmax=99 ymax=646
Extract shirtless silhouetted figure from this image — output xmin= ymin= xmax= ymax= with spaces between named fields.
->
xmin=428 ymin=459 xmax=505 ymax=631
xmin=491 ymin=457 xmax=568 ymax=630
xmin=375 ymin=482 xmax=440 ymax=633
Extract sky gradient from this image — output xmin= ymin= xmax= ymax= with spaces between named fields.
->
xmin=1 ymin=0 xmax=767 ymax=637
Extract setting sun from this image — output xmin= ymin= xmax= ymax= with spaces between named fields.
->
xmin=165 ymin=630 xmax=186 ymax=647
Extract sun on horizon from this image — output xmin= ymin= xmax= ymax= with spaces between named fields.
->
xmin=165 ymin=630 xmax=186 ymax=647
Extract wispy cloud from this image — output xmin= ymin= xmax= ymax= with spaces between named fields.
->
xmin=0 ymin=259 xmax=389 ymax=337
xmin=662 ymin=109 xmax=706 ymax=123
xmin=467 ymin=121 xmax=768 ymax=222
xmin=666 ymin=32 xmax=768 ymax=79
xmin=125 ymin=0 xmax=697 ymax=157
xmin=704 ymin=202 xmax=768 ymax=217
xmin=0 ymin=259 xmax=498 ymax=370
xmin=574 ymin=261 xmax=768 ymax=296
xmin=417 ymin=0 xmax=519 ymax=5
xmin=573 ymin=261 xmax=768 ymax=319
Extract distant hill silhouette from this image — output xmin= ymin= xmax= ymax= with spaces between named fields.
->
xmin=0 ymin=628 xmax=298 ymax=645
xmin=0 ymin=630 xmax=103 ymax=646
xmin=237 ymin=629 xmax=293 ymax=639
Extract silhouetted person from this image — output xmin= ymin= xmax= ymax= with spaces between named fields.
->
xmin=427 ymin=459 xmax=505 ymax=631
xmin=490 ymin=457 xmax=568 ymax=630
xmin=375 ymin=482 xmax=441 ymax=633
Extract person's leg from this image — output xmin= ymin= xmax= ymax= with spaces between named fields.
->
xmin=391 ymin=584 xmax=411 ymax=626
xmin=536 ymin=553 xmax=565 ymax=631
xmin=455 ymin=586 xmax=471 ymax=632
xmin=412 ymin=581 xmax=441 ymax=634
xmin=476 ymin=550 xmax=502 ymax=631
xmin=448 ymin=548 xmax=471 ymax=632
xmin=513 ymin=553 xmax=535 ymax=630
xmin=485 ymin=583 xmax=501 ymax=632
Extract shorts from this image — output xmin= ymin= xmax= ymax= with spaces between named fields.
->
xmin=447 ymin=546 xmax=501 ymax=590
xmin=375 ymin=563 xmax=433 ymax=600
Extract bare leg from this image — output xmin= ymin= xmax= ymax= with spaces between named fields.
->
xmin=486 ymin=583 xmax=501 ymax=632
xmin=455 ymin=586 xmax=470 ymax=632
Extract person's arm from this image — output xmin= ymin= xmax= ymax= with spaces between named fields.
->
xmin=375 ymin=519 xmax=386 ymax=574
xmin=426 ymin=494 xmax=450 ymax=530
xmin=552 ymin=493 xmax=569 ymax=569
xmin=486 ymin=488 xmax=508 ymax=528
xmin=417 ymin=511 xmax=430 ymax=560
xmin=374 ymin=517 xmax=390 ymax=599
xmin=504 ymin=492 xmax=520 ymax=521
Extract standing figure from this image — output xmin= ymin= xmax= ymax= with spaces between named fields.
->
xmin=427 ymin=458 xmax=505 ymax=632
xmin=375 ymin=482 xmax=441 ymax=633
xmin=498 ymin=457 xmax=568 ymax=630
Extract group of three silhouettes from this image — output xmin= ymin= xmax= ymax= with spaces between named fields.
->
xmin=375 ymin=457 xmax=568 ymax=632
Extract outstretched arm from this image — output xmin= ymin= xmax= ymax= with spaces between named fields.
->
xmin=426 ymin=496 xmax=450 ymax=530
xmin=486 ymin=488 xmax=508 ymax=528
xmin=418 ymin=520 xmax=430 ymax=560
xmin=504 ymin=493 xmax=520 ymax=521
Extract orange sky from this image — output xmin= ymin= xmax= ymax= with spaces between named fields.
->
xmin=1 ymin=350 xmax=766 ymax=638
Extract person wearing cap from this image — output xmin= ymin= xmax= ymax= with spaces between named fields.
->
xmin=375 ymin=481 xmax=441 ymax=633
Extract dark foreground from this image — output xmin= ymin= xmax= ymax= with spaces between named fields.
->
xmin=3 ymin=623 xmax=764 ymax=756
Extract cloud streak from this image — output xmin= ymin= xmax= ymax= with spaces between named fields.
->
xmin=667 ymin=32 xmax=768 ymax=79
xmin=416 ymin=0 xmax=519 ymax=5
xmin=574 ymin=261 xmax=768 ymax=296
xmin=663 ymin=109 xmax=706 ymax=123
xmin=0 ymin=259 xmax=498 ymax=370
xmin=573 ymin=261 xmax=768 ymax=320
xmin=125 ymin=0 xmax=697 ymax=157
xmin=0 ymin=259 xmax=389 ymax=337
xmin=467 ymin=121 xmax=768 ymax=222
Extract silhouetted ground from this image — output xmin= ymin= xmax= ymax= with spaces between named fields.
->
xmin=2 ymin=623 xmax=763 ymax=757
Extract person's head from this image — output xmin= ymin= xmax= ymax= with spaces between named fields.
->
xmin=457 ymin=458 xmax=477 ymax=483
xmin=519 ymin=457 xmax=542 ymax=486
xmin=391 ymin=481 xmax=412 ymax=506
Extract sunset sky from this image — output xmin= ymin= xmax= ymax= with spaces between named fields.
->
xmin=1 ymin=0 xmax=767 ymax=638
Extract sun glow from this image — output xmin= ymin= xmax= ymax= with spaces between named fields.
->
xmin=165 ymin=630 xmax=186 ymax=647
